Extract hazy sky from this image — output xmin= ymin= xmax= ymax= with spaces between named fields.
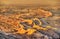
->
xmin=0 ymin=0 xmax=60 ymax=5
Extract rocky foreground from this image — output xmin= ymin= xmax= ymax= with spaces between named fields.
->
xmin=0 ymin=6 xmax=60 ymax=39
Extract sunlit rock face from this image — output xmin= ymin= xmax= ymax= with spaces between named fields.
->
xmin=0 ymin=0 xmax=60 ymax=39
xmin=0 ymin=6 xmax=60 ymax=39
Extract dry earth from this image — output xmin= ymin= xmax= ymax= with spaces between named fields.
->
xmin=0 ymin=6 xmax=60 ymax=39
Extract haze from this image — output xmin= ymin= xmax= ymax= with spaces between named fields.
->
xmin=0 ymin=0 xmax=60 ymax=6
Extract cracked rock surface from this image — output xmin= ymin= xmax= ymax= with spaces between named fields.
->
xmin=0 ymin=6 xmax=60 ymax=39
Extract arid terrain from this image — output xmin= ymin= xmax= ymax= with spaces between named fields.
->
xmin=0 ymin=5 xmax=60 ymax=39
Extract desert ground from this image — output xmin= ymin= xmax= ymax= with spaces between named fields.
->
xmin=0 ymin=5 xmax=60 ymax=39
